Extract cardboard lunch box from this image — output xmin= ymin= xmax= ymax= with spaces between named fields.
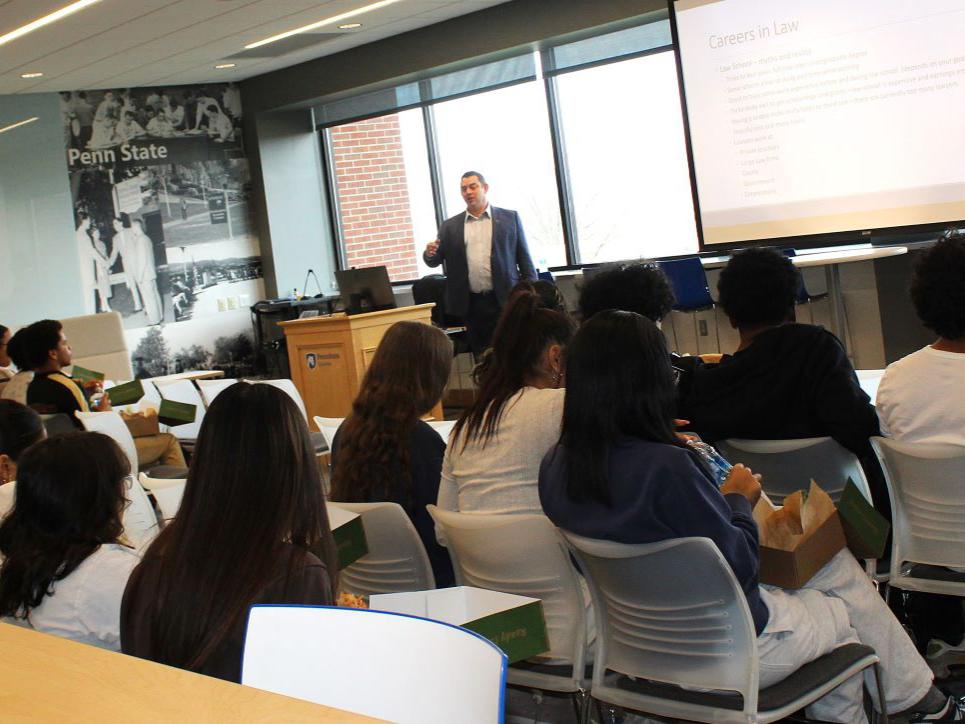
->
xmin=109 ymin=379 xmax=146 ymax=407
xmin=157 ymin=399 xmax=197 ymax=427
xmin=754 ymin=482 xmax=848 ymax=589
xmin=370 ymin=586 xmax=549 ymax=664
xmin=325 ymin=504 xmax=369 ymax=570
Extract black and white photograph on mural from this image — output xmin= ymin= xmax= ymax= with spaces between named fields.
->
xmin=61 ymin=84 xmax=242 ymax=154
xmin=65 ymin=83 xmax=259 ymax=332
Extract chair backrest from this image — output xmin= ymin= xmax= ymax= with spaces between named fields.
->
xmin=657 ymin=257 xmax=714 ymax=311
xmin=426 ymin=419 xmax=456 ymax=443
xmin=328 ymin=502 xmax=435 ymax=595
xmin=61 ymin=312 xmax=133 ymax=381
xmin=75 ymin=410 xmax=139 ymax=476
xmin=154 ymin=379 xmax=205 ymax=440
xmin=242 ymin=605 xmax=507 ymax=724
xmin=196 ymin=378 xmax=238 ymax=407
xmin=562 ymin=533 xmax=759 ymax=716
xmin=139 ymin=472 xmax=187 ymax=521
xmin=428 ymin=506 xmax=588 ymax=669
xmin=715 ymin=437 xmax=872 ymax=505
xmin=871 ymin=437 xmax=965 ymax=574
xmin=122 ymin=474 xmax=160 ymax=550
xmin=0 ymin=371 xmax=33 ymax=404
xmin=256 ymin=379 xmax=307 ymax=420
xmin=313 ymin=416 xmax=344 ymax=450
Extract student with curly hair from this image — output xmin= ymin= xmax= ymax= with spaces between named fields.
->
xmin=577 ymin=262 xmax=675 ymax=323
xmin=330 ymin=321 xmax=455 ymax=587
xmin=877 ymin=234 xmax=965 ymax=445
xmin=678 ymin=247 xmax=878 ymax=455
xmin=0 ymin=432 xmax=139 ymax=650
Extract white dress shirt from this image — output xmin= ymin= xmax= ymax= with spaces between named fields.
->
xmin=464 ymin=206 xmax=493 ymax=293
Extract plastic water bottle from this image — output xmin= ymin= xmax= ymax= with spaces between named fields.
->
xmin=687 ymin=440 xmax=733 ymax=487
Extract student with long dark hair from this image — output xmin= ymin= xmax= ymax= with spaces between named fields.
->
xmin=437 ymin=289 xmax=575 ymax=516
xmin=330 ymin=321 xmax=455 ymax=586
xmin=0 ymin=432 xmax=139 ymax=650
xmin=0 ymin=400 xmax=46 ymax=517
xmin=121 ymin=382 xmax=338 ymax=682
xmin=539 ymin=311 xmax=960 ymax=723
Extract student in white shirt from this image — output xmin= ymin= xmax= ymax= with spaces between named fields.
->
xmin=877 ymin=234 xmax=965 ymax=445
xmin=437 ymin=287 xmax=575 ymax=516
xmin=0 ymin=432 xmax=139 ymax=650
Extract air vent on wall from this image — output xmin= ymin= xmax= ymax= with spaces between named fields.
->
xmin=225 ymin=32 xmax=342 ymax=59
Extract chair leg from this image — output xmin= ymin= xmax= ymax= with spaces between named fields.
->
xmin=572 ymin=689 xmax=590 ymax=724
xmin=873 ymin=663 xmax=889 ymax=724
xmin=667 ymin=313 xmax=679 ymax=354
xmin=691 ymin=313 xmax=701 ymax=356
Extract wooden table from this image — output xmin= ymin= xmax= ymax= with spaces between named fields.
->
xmin=0 ymin=623 xmax=381 ymax=722
xmin=148 ymin=369 xmax=226 ymax=385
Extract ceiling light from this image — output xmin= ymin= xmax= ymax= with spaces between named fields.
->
xmin=339 ymin=23 xmax=362 ymax=29
xmin=214 ymin=63 xmax=236 ymax=69
xmin=0 ymin=117 xmax=39 ymax=135
xmin=0 ymin=0 xmax=102 ymax=49
xmin=20 ymin=72 xmax=44 ymax=79
xmin=245 ymin=0 xmax=402 ymax=49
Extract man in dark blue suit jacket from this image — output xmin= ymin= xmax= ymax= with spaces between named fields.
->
xmin=423 ymin=171 xmax=536 ymax=355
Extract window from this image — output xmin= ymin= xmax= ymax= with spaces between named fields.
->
xmin=327 ymin=109 xmax=437 ymax=281
xmin=432 ymin=81 xmax=567 ymax=271
xmin=555 ymin=51 xmax=698 ymax=263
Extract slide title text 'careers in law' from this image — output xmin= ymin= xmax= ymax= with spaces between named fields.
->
xmin=709 ymin=19 xmax=800 ymax=49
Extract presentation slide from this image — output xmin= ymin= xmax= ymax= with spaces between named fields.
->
xmin=674 ymin=0 xmax=965 ymax=245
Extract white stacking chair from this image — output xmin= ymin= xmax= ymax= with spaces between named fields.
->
xmin=154 ymin=379 xmax=206 ymax=442
xmin=562 ymin=533 xmax=885 ymax=724
xmin=871 ymin=437 xmax=965 ymax=596
xmin=196 ymin=378 xmax=237 ymax=407
xmin=121 ymin=474 xmax=160 ymax=550
xmin=74 ymin=411 xmax=159 ymax=548
xmin=428 ymin=506 xmax=591 ymax=716
xmin=242 ymin=605 xmax=507 ymax=724
xmin=715 ymin=437 xmax=874 ymax=506
xmin=426 ymin=419 xmax=456 ymax=443
xmin=139 ymin=472 xmax=187 ymax=522
xmin=257 ymin=379 xmax=308 ymax=420
xmin=313 ymin=415 xmax=344 ymax=451
xmin=75 ymin=410 xmax=140 ymax=475
xmin=328 ymin=502 xmax=435 ymax=595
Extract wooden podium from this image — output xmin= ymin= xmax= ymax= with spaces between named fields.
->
xmin=279 ymin=303 xmax=441 ymax=421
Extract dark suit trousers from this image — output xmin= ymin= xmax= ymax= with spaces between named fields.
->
xmin=465 ymin=291 xmax=501 ymax=357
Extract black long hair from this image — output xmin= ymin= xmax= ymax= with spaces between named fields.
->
xmin=331 ymin=321 xmax=452 ymax=503
xmin=0 ymin=432 xmax=129 ymax=618
xmin=453 ymin=290 xmax=575 ymax=448
xmin=129 ymin=382 xmax=338 ymax=671
xmin=560 ymin=310 xmax=687 ymax=504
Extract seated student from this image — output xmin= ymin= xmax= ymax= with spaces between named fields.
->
xmin=0 ymin=432 xmax=140 ymax=650
xmin=540 ymin=311 xmax=961 ymax=723
xmin=0 ymin=329 xmax=33 ymax=405
xmin=876 ymin=234 xmax=965 ymax=666
xmin=15 ymin=319 xmax=186 ymax=470
xmin=0 ymin=400 xmax=46 ymax=519
xmin=676 ymin=248 xmax=883 ymax=500
xmin=577 ymin=261 xmax=675 ymax=323
xmin=437 ymin=289 xmax=575 ymax=516
xmin=330 ymin=321 xmax=456 ymax=587
xmin=877 ymin=234 xmax=965 ymax=444
xmin=121 ymin=383 xmax=338 ymax=683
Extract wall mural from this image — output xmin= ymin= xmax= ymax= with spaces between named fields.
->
xmin=61 ymin=83 xmax=263 ymax=377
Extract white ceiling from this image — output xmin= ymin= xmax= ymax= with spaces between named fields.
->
xmin=0 ymin=0 xmax=511 ymax=95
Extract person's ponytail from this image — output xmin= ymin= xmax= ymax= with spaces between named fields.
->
xmin=454 ymin=289 xmax=574 ymax=448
